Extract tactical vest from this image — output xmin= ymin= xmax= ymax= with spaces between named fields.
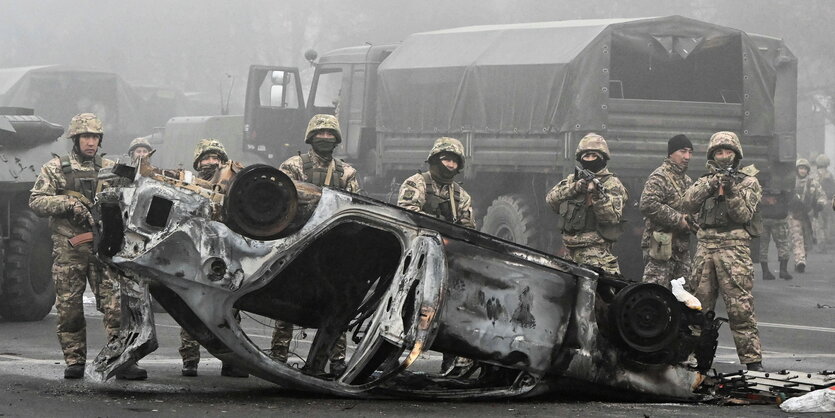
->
xmin=759 ymin=189 xmax=789 ymax=219
xmin=558 ymin=197 xmax=597 ymax=235
xmin=421 ymin=172 xmax=462 ymax=223
xmin=301 ymin=153 xmax=345 ymax=189
xmin=697 ymin=172 xmax=762 ymax=237
xmin=58 ymin=154 xmax=103 ymax=206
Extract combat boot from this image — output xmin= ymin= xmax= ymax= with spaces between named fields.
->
xmin=221 ymin=362 xmax=249 ymax=378
xmin=64 ymin=363 xmax=85 ymax=379
xmin=181 ymin=361 xmax=198 ymax=377
xmin=115 ymin=363 xmax=148 ymax=380
xmin=746 ymin=361 xmax=765 ymax=372
xmin=795 ymin=261 xmax=806 ymax=273
xmin=779 ymin=259 xmax=793 ymax=280
xmin=760 ymin=262 xmax=775 ymax=280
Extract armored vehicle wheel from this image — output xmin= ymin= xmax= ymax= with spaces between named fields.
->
xmin=0 ymin=209 xmax=55 ymax=321
xmin=481 ymin=194 xmax=542 ymax=249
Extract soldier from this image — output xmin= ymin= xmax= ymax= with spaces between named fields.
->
xmin=757 ymin=171 xmax=793 ymax=280
xmin=180 ymin=139 xmax=249 ymax=378
xmin=546 ymin=133 xmax=628 ymax=275
xmin=682 ymin=131 xmax=764 ymax=371
xmin=639 ymin=134 xmax=695 ymax=289
xmin=270 ymin=115 xmax=359 ymax=375
xmin=787 ymin=158 xmax=826 ymax=272
xmin=397 ymin=137 xmax=475 ymax=228
xmin=812 ymin=154 xmax=834 ymax=251
xmin=128 ymin=137 xmax=153 ymax=162
xmin=397 ymin=136 xmax=475 ymax=375
xmin=29 ymin=113 xmax=147 ymax=380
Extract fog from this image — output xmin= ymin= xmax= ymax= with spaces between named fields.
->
xmin=2 ymin=0 xmax=833 ymax=153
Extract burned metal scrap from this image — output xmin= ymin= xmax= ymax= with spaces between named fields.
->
xmin=91 ymin=161 xmax=722 ymax=400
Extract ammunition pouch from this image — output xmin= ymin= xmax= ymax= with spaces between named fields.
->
xmin=744 ymin=211 xmax=763 ymax=238
xmin=421 ymin=172 xmax=462 ymax=224
xmin=648 ymin=231 xmax=673 ymax=261
xmin=698 ymin=195 xmax=730 ymax=228
xmin=558 ymin=198 xmax=596 ymax=235
xmin=301 ymin=153 xmax=345 ymax=188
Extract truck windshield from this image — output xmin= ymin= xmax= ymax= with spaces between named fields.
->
xmin=312 ymin=68 xmax=343 ymax=110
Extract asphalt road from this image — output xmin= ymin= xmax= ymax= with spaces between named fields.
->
xmin=1 ymin=248 xmax=832 ymax=417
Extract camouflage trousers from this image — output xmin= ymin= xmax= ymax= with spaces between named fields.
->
xmin=179 ymin=310 xmax=242 ymax=364
xmin=689 ymin=242 xmax=762 ymax=364
xmin=565 ymin=242 xmax=620 ymax=275
xmin=759 ymin=217 xmax=791 ymax=262
xmin=641 ymin=247 xmax=691 ymax=290
xmin=271 ymin=320 xmax=346 ymax=363
xmin=788 ymin=214 xmax=812 ymax=265
xmin=52 ymin=235 xmax=121 ymax=366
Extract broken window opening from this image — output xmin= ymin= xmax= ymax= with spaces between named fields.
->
xmin=145 ymin=195 xmax=173 ymax=228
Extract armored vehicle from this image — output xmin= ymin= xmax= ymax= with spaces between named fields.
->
xmin=243 ymin=16 xmax=798 ymax=278
xmin=0 ymin=107 xmax=65 ymax=320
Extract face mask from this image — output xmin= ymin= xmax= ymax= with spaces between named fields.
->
xmin=429 ymin=162 xmax=457 ymax=183
xmin=580 ymin=156 xmax=606 ymax=173
xmin=310 ymin=137 xmax=337 ymax=158
xmin=714 ymin=154 xmax=735 ymax=169
xmin=198 ymin=164 xmax=219 ymax=180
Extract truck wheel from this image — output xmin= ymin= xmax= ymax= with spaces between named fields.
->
xmin=481 ymin=194 xmax=542 ymax=248
xmin=0 ymin=209 xmax=55 ymax=321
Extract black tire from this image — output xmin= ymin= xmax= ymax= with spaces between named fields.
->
xmin=480 ymin=194 xmax=542 ymax=248
xmin=0 ymin=209 xmax=55 ymax=321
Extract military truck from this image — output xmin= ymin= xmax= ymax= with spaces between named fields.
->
xmin=0 ymin=108 xmax=65 ymax=321
xmin=242 ymin=16 xmax=798 ymax=278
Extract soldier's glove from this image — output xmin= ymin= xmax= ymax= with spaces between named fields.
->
xmin=574 ymin=179 xmax=589 ymax=194
xmin=720 ymin=176 xmax=736 ymax=196
xmin=70 ymin=200 xmax=94 ymax=227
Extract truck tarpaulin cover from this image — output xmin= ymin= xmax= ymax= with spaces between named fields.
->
xmin=377 ymin=16 xmax=777 ymax=136
xmin=0 ymin=65 xmax=148 ymax=137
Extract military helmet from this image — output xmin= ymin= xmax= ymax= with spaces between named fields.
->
xmin=796 ymin=158 xmax=811 ymax=170
xmin=427 ymin=137 xmax=465 ymax=169
xmin=66 ymin=113 xmax=104 ymax=139
xmin=192 ymin=138 xmax=229 ymax=169
xmin=707 ymin=131 xmax=743 ymax=160
xmin=128 ymin=137 xmax=152 ymax=154
xmin=304 ymin=114 xmax=342 ymax=144
xmin=575 ymin=133 xmax=610 ymax=161
xmin=815 ymin=154 xmax=830 ymax=168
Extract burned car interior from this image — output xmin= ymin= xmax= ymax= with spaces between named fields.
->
xmin=90 ymin=160 xmax=722 ymax=400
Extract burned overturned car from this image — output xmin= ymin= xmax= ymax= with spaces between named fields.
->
xmin=91 ymin=161 xmax=721 ymax=400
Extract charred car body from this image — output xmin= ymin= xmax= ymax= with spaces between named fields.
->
xmin=92 ymin=161 xmax=721 ymax=400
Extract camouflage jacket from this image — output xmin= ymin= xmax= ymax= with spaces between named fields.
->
xmin=792 ymin=175 xmax=827 ymax=217
xmin=545 ymin=168 xmax=628 ymax=247
xmin=682 ymin=167 xmax=761 ymax=244
xmin=29 ymin=151 xmax=114 ymax=237
xmin=279 ymin=150 xmax=361 ymax=193
xmin=397 ymin=172 xmax=476 ymax=229
xmin=639 ymin=159 xmax=693 ymax=251
xmin=814 ymin=169 xmax=834 ymax=200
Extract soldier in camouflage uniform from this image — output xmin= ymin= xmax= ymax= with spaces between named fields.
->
xmin=179 ymin=139 xmax=249 ymax=378
xmin=812 ymin=154 xmax=834 ymax=251
xmin=29 ymin=113 xmax=147 ymax=380
xmin=270 ymin=115 xmax=358 ymax=375
xmin=788 ymin=158 xmax=826 ymax=272
xmin=639 ymin=134 xmax=695 ymax=289
xmin=128 ymin=137 xmax=153 ymax=162
xmin=397 ymin=137 xmax=476 ymax=228
xmin=398 ymin=136 xmax=476 ymax=375
xmin=546 ymin=133 xmax=628 ymax=275
xmin=682 ymin=131 xmax=764 ymax=371
xmin=757 ymin=171 xmax=793 ymax=280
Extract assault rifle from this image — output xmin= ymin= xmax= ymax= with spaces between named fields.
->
xmin=575 ymin=166 xmax=609 ymax=201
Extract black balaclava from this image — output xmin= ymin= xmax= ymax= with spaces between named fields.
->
xmin=309 ymin=135 xmax=338 ymax=160
xmin=198 ymin=164 xmax=219 ymax=180
xmin=428 ymin=154 xmax=459 ymax=184
xmin=579 ymin=152 xmax=606 ymax=173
